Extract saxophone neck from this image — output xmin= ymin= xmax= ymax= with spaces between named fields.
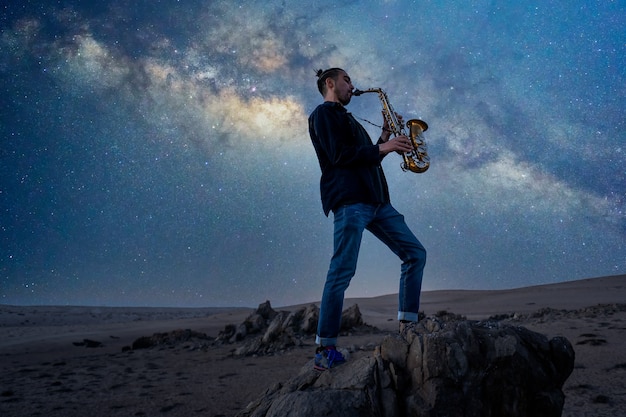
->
xmin=353 ymin=88 xmax=382 ymax=96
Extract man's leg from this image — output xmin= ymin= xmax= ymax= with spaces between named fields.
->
xmin=367 ymin=204 xmax=426 ymax=322
xmin=316 ymin=204 xmax=372 ymax=346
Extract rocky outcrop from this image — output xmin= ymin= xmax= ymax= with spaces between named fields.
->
xmin=236 ymin=313 xmax=575 ymax=417
xmin=127 ymin=301 xmax=373 ymax=354
xmin=217 ymin=300 xmax=374 ymax=356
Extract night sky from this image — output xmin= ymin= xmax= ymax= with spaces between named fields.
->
xmin=2 ymin=1 xmax=624 ymax=307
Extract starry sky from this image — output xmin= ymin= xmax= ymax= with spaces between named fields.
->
xmin=1 ymin=1 xmax=624 ymax=308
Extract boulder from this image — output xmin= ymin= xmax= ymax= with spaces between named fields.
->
xmin=236 ymin=314 xmax=575 ymax=417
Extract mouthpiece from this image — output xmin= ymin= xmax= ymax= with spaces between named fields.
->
xmin=352 ymin=89 xmax=364 ymax=96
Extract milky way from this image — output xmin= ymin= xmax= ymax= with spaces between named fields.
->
xmin=1 ymin=1 xmax=624 ymax=307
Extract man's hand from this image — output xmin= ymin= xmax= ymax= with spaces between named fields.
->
xmin=379 ymin=135 xmax=412 ymax=155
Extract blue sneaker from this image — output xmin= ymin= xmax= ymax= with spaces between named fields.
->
xmin=313 ymin=346 xmax=346 ymax=371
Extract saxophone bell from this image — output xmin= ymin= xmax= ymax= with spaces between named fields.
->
xmin=404 ymin=119 xmax=429 ymax=173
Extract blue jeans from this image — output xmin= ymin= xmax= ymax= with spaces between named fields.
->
xmin=316 ymin=203 xmax=426 ymax=346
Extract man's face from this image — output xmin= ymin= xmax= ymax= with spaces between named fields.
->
xmin=332 ymin=71 xmax=354 ymax=106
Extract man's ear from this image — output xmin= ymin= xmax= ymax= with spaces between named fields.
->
xmin=325 ymin=76 xmax=335 ymax=90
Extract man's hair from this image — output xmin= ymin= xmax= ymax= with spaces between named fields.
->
xmin=315 ymin=68 xmax=345 ymax=96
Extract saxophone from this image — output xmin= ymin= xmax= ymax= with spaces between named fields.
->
xmin=353 ymin=88 xmax=430 ymax=173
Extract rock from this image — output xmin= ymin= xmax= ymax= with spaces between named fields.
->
xmin=238 ymin=356 xmax=384 ymax=417
xmin=230 ymin=323 xmax=248 ymax=343
xmin=256 ymin=300 xmax=278 ymax=321
xmin=217 ymin=301 xmax=373 ymax=356
xmin=217 ymin=324 xmax=237 ymax=342
xmin=72 ymin=339 xmax=103 ymax=348
xmin=247 ymin=314 xmax=266 ymax=333
xmin=216 ymin=301 xmax=281 ymax=345
xmin=236 ymin=316 xmax=575 ymax=417
xmin=131 ymin=329 xmax=210 ymax=350
xmin=300 ymin=303 xmax=319 ymax=334
xmin=262 ymin=311 xmax=291 ymax=344
xmin=340 ymin=304 xmax=363 ymax=329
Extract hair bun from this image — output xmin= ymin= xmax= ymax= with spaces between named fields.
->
xmin=315 ymin=69 xmax=324 ymax=78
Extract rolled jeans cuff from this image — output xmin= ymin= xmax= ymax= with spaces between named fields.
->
xmin=398 ymin=311 xmax=419 ymax=322
xmin=315 ymin=335 xmax=338 ymax=347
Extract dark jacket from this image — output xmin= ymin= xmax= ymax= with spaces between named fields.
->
xmin=309 ymin=101 xmax=390 ymax=216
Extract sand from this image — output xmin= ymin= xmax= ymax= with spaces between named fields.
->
xmin=1 ymin=274 xmax=625 ymax=416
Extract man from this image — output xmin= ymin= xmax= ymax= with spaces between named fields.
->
xmin=308 ymin=68 xmax=427 ymax=371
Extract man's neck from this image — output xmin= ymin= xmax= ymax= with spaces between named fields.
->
xmin=324 ymin=98 xmax=343 ymax=107
xmin=323 ymin=93 xmax=341 ymax=104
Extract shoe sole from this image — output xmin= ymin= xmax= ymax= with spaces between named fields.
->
xmin=313 ymin=360 xmax=346 ymax=372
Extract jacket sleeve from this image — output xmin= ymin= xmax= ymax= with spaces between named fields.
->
xmin=311 ymin=106 xmax=382 ymax=168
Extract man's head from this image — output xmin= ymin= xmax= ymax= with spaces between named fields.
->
xmin=315 ymin=68 xmax=354 ymax=105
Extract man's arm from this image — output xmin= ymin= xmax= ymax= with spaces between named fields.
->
xmin=311 ymin=106 xmax=380 ymax=167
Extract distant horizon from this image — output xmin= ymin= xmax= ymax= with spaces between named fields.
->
xmin=2 ymin=274 xmax=623 ymax=310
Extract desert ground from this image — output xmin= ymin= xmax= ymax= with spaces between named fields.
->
xmin=1 ymin=274 xmax=625 ymax=417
